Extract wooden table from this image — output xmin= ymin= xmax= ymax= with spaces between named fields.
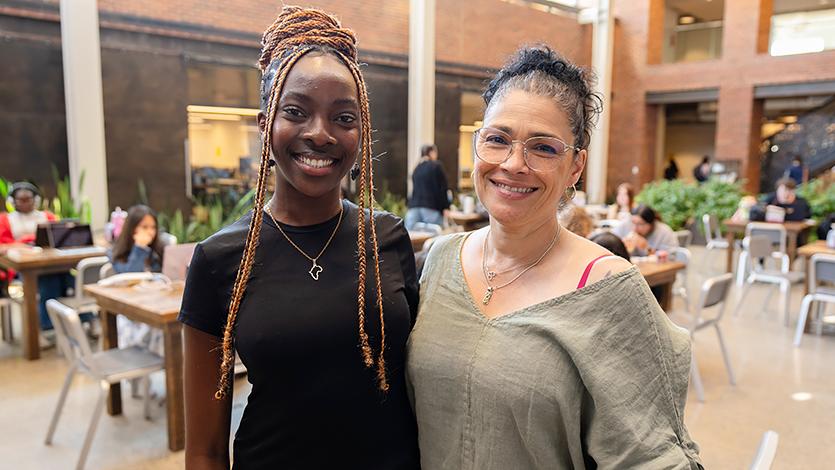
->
xmin=722 ymin=219 xmax=817 ymax=273
xmin=409 ymin=231 xmax=435 ymax=253
xmin=448 ymin=211 xmax=489 ymax=232
xmin=84 ymin=282 xmax=185 ymax=452
xmin=636 ymin=260 xmax=687 ymax=311
xmin=0 ymin=245 xmax=107 ymax=360
xmin=796 ymin=241 xmax=835 ymax=334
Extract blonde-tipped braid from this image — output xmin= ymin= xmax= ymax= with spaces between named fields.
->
xmin=214 ymin=6 xmax=389 ymax=399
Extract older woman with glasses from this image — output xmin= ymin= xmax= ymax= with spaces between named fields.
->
xmin=407 ymin=46 xmax=702 ymax=469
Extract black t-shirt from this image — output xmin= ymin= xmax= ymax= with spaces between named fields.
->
xmin=764 ymin=194 xmax=812 ymax=221
xmin=409 ymin=159 xmax=450 ymax=212
xmin=179 ymin=199 xmax=420 ymax=469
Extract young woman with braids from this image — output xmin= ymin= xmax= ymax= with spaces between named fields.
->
xmin=407 ymin=46 xmax=703 ymax=468
xmin=178 ymin=7 xmax=419 ymax=469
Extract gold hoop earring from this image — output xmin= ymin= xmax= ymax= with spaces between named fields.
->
xmin=566 ymin=184 xmax=577 ymax=201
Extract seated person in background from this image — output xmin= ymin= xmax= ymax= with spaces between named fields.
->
xmin=622 ymin=205 xmax=678 ymax=257
xmin=764 ymin=178 xmax=811 ymax=222
xmin=110 ymin=205 xmax=163 ymax=273
xmin=558 ymin=204 xmax=593 ymax=238
xmin=590 ymin=232 xmax=631 ymax=261
xmin=607 ymin=182 xmax=634 ymax=220
xmin=0 ymin=182 xmax=71 ymax=342
xmin=108 ymin=205 xmax=165 ymax=356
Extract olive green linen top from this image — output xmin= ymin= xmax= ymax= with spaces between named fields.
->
xmin=406 ymin=233 xmax=703 ymax=470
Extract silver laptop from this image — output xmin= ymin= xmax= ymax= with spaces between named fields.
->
xmin=162 ymin=243 xmax=197 ymax=281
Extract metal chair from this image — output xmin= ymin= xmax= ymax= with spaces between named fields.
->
xmin=737 ymin=222 xmax=796 ymax=286
xmin=1 ymin=279 xmax=23 ymax=342
xmin=675 ymin=229 xmax=692 ymax=248
xmin=44 ymin=300 xmax=163 ymax=470
xmin=670 ymin=247 xmax=692 ymax=312
xmin=735 ymin=235 xmax=804 ymax=326
xmin=749 ymin=430 xmax=779 ymax=470
xmin=793 ymin=253 xmax=835 ymax=347
xmin=703 ymin=214 xmax=730 ymax=250
xmin=669 ymin=273 xmax=736 ymax=402
xmin=56 ymin=256 xmax=110 ymax=313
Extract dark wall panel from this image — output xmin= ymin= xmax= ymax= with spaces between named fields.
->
xmin=0 ymin=25 xmax=69 ymax=199
xmin=101 ymin=49 xmax=190 ymax=213
xmin=435 ymin=79 xmax=462 ymax=192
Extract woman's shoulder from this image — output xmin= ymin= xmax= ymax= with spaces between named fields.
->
xmin=344 ymin=199 xmax=409 ymax=244
xmin=568 ymin=233 xmax=634 ymax=285
xmin=196 ymin=210 xmax=252 ymax=267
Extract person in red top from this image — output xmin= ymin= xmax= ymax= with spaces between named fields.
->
xmin=0 ymin=182 xmax=70 ymax=341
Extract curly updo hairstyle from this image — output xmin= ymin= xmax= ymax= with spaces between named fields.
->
xmin=215 ymin=5 xmax=389 ymax=399
xmin=483 ymin=46 xmax=603 ymax=152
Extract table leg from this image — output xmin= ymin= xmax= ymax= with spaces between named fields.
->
xmin=725 ymin=232 xmax=735 ymax=273
xmin=787 ymin=232 xmax=798 ymax=268
xmin=21 ymin=271 xmax=40 ymax=360
xmin=100 ymin=310 xmax=122 ymax=415
xmin=163 ymin=322 xmax=185 ymax=451
xmin=659 ymin=282 xmax=674 ymax=311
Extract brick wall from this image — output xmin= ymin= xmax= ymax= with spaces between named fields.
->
xmin=610 ymin=0 xmax=835 ymax=195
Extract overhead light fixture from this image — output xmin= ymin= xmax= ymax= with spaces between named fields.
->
xmin=678 ymin=14 xmax=696 ymax=25
xmin=186 ymin=105 xmax=260 ymax=116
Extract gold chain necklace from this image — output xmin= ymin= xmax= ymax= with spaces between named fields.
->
xmin=264 ymin=202 xmax=344 ymax=281
xmin=480 ymin=225 xmax=561 ymax=305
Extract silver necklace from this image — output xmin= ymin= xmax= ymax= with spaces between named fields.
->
xmin=264 ymin=203 xmax=344 ymax=281
xmin=480 ymin=225 xmax=561 ymax=305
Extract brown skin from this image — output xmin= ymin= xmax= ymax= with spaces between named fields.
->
xmin=183 ymin=52 xmax=361 ymax=469
xmin=259 ymin=52 xmax=360 ymax=226
xmin=12 ymin=189 xmax=36 ymax=214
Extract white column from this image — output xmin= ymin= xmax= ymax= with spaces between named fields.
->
xmin=60 ymin=0 xmax=109 ymax=231
xmin=407 ymin=0 xmax=436 ymax=195
xmin=585 ymin=0 xmax=614 ymax=204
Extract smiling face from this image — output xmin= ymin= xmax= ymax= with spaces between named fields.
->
xmin=474 ymin=89 xmax=586 ymax=228
xmin=258 ymin=52 xmax=360 ymax=200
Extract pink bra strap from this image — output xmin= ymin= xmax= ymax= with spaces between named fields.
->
xmin=577 ymin=255 xmax=610 ymax=289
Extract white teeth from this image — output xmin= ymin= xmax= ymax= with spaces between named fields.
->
xmin=495 ymin=182 xmax=535 ymax=193
xmin=296 ymin=155 xmax=336 ymax=168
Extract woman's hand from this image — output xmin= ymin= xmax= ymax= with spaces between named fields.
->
xmin=133 ymin=229 xmax=154 ymax=248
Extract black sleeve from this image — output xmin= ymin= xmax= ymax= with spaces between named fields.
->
xmin=800 ymin=199 xmax=812 ymax=219
xmin=178 ymin=243 xmax=227 ymax=337
xmin=434 ymin=162 xmax=450 ymax=211
xmin=393 ymin=220 xmax=420 ymax=325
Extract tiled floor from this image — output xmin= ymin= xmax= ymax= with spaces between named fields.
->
xmin=1 ymin=245 xmax=833 ymax=469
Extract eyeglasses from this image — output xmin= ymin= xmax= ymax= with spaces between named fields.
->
xmin=473 ymin=127 xmax=580 ymax=172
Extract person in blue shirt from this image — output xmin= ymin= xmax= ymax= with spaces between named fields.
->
xmin=784 ymin=155 xmax=807 ymax=186
xmin=108 ymin=205 xmax=164 ymax=356
xmin=109 ymin=205 xmax=163 ymax=274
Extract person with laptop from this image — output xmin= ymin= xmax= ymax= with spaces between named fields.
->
xmin=108 ymin=205 xmax=165 ymax=356
xmin=0 ymin=182 xmax=73 ymax=345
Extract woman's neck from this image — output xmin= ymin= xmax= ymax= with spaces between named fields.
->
xmin=269 ymin=182 xmax=343 ymax=226
xmin=486 ymin=218 xmax=561 ymax=267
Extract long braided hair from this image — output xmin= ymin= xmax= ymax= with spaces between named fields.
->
xmin=215 ymin=5 xmax=389 ymax=399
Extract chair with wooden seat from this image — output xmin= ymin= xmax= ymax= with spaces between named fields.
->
xmin=793 ymin=253 xmax=835 ymax=347
xmin=44 ymin=299 xmax=163 ymax=470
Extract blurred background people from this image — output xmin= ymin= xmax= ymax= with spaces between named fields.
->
xmin=784 ymin=155 xmax=807 ymax=186
xmin=558 ymin=204 xmax=593 ymax=238
xmin=693 ymin=155 xmax=710 ymax=183
xmin=622 ymin=204 xmax=678 ymax=256
xmin=590 ymin=231 xmax=631 ymax=261
xmin=607 ymin=182 xmax=635 ymax=220
xmin=765 ymin=178 xmax=811 ymax=222
xmin=405 ymin=144 xmax=449 ymax=231
xmin=663 ymin=157 xmax=679 ymax=180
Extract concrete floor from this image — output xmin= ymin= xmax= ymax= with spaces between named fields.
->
xmin=1 ymin=245 xmax=833 ymax=469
